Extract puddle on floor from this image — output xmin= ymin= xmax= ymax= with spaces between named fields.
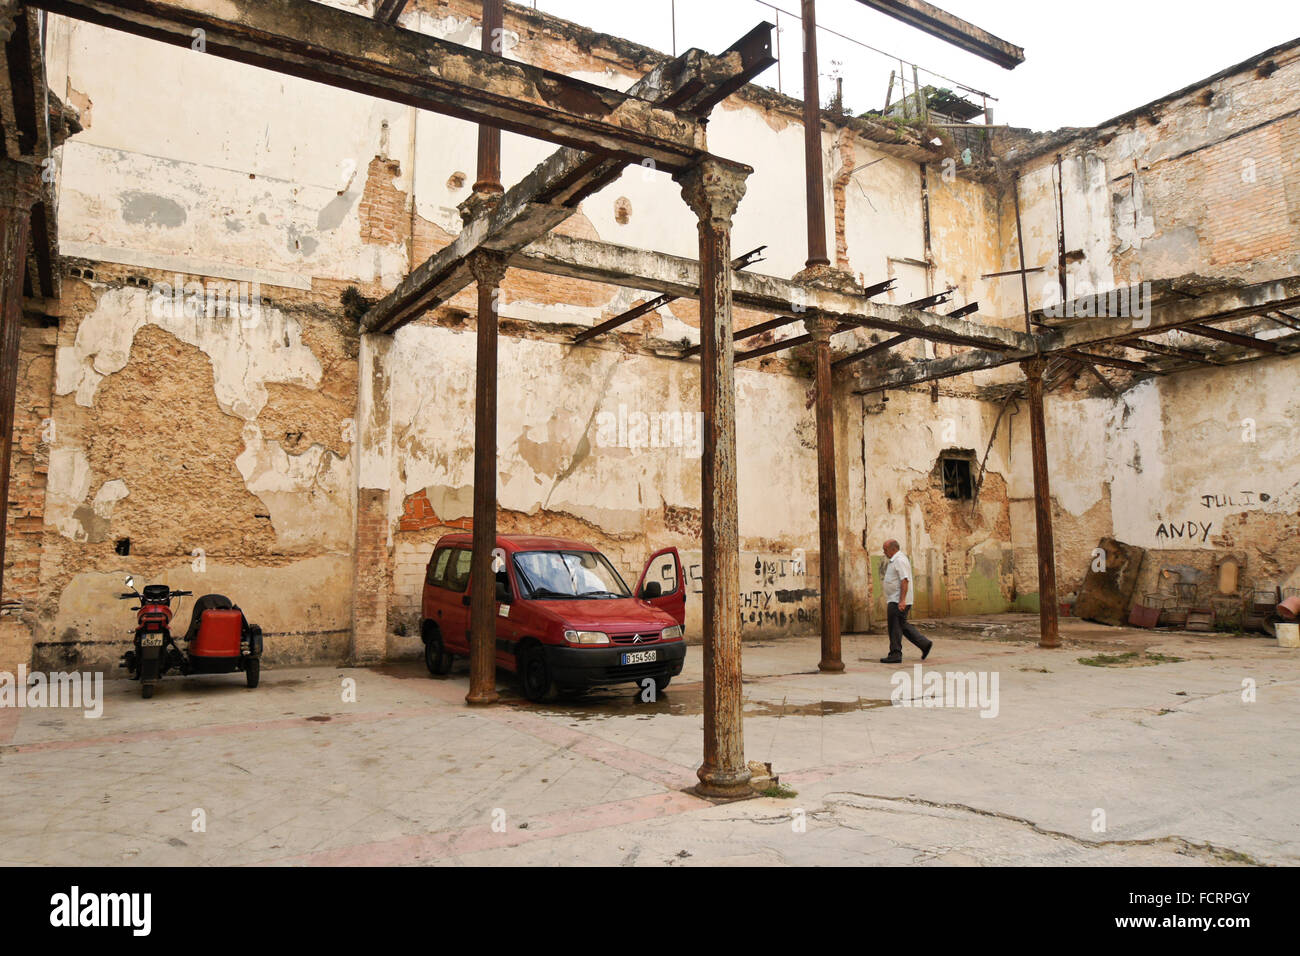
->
xmin=375 ymin=662 xmax=893 ymax=721
xmin=509 ymin=683 xmax=892 ymax=721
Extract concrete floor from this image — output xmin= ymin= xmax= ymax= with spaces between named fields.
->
xmin=2 ymin=614 xmax=1297 ymax=866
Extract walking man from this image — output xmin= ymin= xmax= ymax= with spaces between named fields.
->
xmin=880 ymin=539 xmax=933 ymax=663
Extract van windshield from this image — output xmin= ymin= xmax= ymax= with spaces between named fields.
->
xmin=513 ymin=550 xmax=631 ymax=600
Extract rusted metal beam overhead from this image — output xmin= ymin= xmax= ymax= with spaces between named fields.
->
xmin=39 ymin=0 xmax=710 ymax=169
xmin=1075 ymin=357 xmax=1119 ymax=395
xmin=833 ymin=302 xmax=975 ymax=371
xmin=852 ymin=277 xmax=1300 ymax=393
xmin=1123 ymin=338 xmax=1222 ymax=365
xmin=832 ymin=332 xmax=911 ymax=369
xmin=574 ymin=245 xmax=764 ymax=344
xmin=736 ymin=330 xmax=818 ymax=362
xmin=512 ymin=234 xmax=1032 ymax=353
xmin=691 ymin=22 xmax=777 ymax=114
xmin=680 ymin=314 xmax=799 ymax=359
xmin=359 ymin=28 xmax=775 ymax=334
xmin=851 ymin=0 xmax=1025 ymax=69
xmin=361 ymin=31 xmax=769 ymax=335
xmin=1064 ymin=349 xmax=1163 ymax=375
xmin=1052 ymin=278 xmax=1300 ymax=352
xmin=1178 ymin=323 xmax=1285 ymax=354
xmin=686 ymin=277 xmax=897 ymax=362
xmin=374 ymin=0 xmax=408 ymax=25
xmin=905 ymin=289 xmax=954 ymax=311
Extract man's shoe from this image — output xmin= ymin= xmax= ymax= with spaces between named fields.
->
xmin=922 ymin=640 xmax=933 ymax=661
xmin=879 ymin=655 xmax=903 ymax=664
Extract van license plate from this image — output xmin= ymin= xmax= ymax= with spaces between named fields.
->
xmin=621 ymin=650 xmax=657 ymax=665
xmin=141 ymin=633 xmax=163 ymax=647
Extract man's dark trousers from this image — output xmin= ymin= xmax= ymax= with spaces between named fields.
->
xmin=887 ymin=601 xmax=931 ymax=657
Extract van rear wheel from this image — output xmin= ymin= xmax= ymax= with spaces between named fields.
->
xmin=519 ymin=645 xmax=558 ymax=703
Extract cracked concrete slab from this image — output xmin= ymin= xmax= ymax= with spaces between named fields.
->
xmin=0 ymin=618 xmax=1294 ymax=865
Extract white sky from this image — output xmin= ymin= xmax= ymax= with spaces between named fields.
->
xmin=530 ymin=0 xmax=1300 ymax=130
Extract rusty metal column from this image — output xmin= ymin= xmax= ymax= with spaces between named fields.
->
xmin=800 ymin=0 xmax=829 ymax=268
xmin=806 ymin=315 xmax=842 ymax=671
xmin=1021 ymin=356 xmax=1060 ymax=648
xmin=472 ymin=0 xmax=504 ymax=196
xmin=0 ymin=160 xmax=40 ymax=599
xmin=678 ymin=158 xmax=751 ymax=798
xmin=463 ymin=0 xmax=506 ymax=705
xmin=465 ymin=251 xmax=508 ymax=705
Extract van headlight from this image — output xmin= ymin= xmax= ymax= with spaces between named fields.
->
xmin=564 ymin=630 xmax=610 ymax=645
xmin=660 ymin=625 xmax=683 ymax=641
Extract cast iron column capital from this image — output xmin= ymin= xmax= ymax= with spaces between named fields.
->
xmin=676 ymin=157 xmax=750 ymax=230
xmin=467 ymin=248 xmax=509 ymax=288
xmin=1020 ymin=354 xmax=1048 ymax=381
xmin=803 ymin=314 xmax=838 ymax=342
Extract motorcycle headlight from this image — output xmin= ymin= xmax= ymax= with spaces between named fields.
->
xmin=564 ymin=630 xmax=610 ymax=645
xmin=660 ymin=625 xmax=683 ymax=641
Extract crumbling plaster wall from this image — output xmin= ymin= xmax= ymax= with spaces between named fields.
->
xmin=1007 ymin=356 xmax=1300 ymax=609
xmin=1004 ymin=41 xmax=1300 ymax=296
xmin=996 ymin=42 xmax=1300 ymax=608
xmin=21 ymin=0 xmax=1100 ymax=670
xmin=32 ymin=272 xmax=358 ymax=670
xmin=371 ymin=324 xmax=824 ymax=649
xmin=843 ymin=386 xmax=1018 ymax=628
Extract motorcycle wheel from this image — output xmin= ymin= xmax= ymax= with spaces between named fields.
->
xmin=245 ymin=658 xmax=260 ymax=689
xmin=141 ymin=683 xmax=154 ymax=699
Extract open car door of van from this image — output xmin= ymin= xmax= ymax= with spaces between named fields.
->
xmin=635 ymin=547 xmax=687 ymax=629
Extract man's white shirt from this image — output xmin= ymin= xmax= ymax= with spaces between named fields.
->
xmin=883 ymin=551 xmax=913 ymax=605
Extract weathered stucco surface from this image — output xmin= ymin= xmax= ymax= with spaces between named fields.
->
xmin=4 ymin=4 xmax=1297 ymax=671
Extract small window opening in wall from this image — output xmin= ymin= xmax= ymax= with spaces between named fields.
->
xmin=114 ymin=537 xmax=131 ymax=556
xmin=939 ymin=455 xmax=974 ymax=500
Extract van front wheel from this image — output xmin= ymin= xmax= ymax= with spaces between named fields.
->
xmin=519 ymin=645 xmax=558 ymax=703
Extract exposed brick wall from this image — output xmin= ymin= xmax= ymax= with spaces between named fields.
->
xmin=4 ymin=326 xmax=54 ymax=602
xmin=1203 ymin=122 xmax=1295 ymax=265
xmin=359 ymin=156 xmax=410 ymax=248
xmin=1 ymin=325 xmax=55 ymax=671
xmin=352 ymin=488 xmax=390 ymax=663
xmin=399 ymin=488 xmax=471 ymax=532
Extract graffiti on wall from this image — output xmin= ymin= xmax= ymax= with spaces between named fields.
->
xmin=1154 ymin=490 xmax=1271 ymax=543
xmin=681 ymin=551 xmax=821 ymax=630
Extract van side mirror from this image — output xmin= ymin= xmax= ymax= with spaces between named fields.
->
xmin=641 ymin=581 xmax=662 ymax=599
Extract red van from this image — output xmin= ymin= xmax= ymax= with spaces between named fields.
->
xmin=421 ymin=534 xmax=688 ymax=701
